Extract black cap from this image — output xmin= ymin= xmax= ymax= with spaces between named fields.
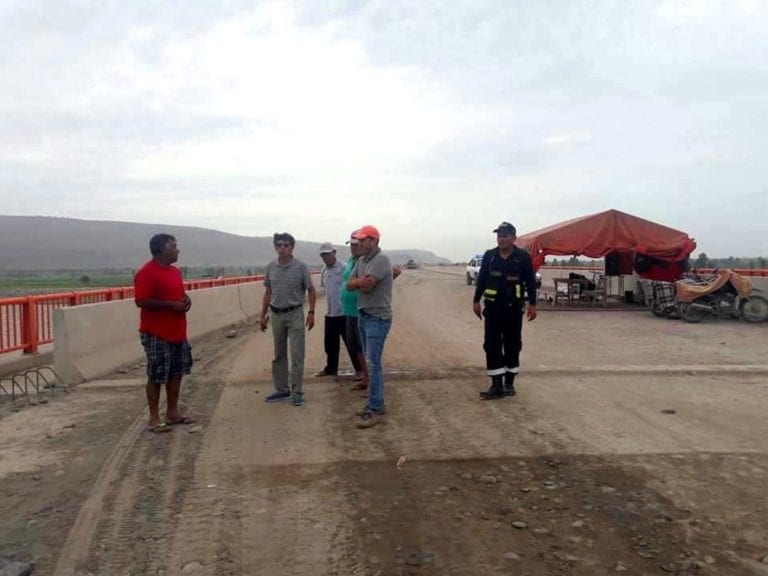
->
xmin=493 ymin=221 xmax=516 ymax=235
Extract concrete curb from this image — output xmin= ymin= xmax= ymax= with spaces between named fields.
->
xmin=387 ymin=365 xmax=768 ymax=379
xmin=53 ymin=283 xmax=263 ymax=385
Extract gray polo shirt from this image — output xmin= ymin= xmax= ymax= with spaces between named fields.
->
xmin=352 ymin=247 xmax=393 ymax=320
xmin=264 ymin=257 xmax=312 ymax=308
xmin=320 ymin=259 xmax=345 ymax=317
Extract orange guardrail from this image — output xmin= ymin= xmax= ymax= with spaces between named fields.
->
xmin=0 ymin=275 xmax=263 ymax=356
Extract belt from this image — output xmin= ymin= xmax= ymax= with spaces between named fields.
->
xmin=270 ymin=304 xmax=301 ymax=314
xmin=359 ymin=309 xmax=389 ymax=320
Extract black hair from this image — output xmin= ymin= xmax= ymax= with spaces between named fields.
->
xmin=149 ymin=233 xmax=176 ymax=256
xmin=273 ymin=233 xmax=296 ymax=247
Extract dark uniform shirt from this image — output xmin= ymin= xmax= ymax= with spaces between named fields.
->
xmin=473 ymin=247 xmax=537 ymax=307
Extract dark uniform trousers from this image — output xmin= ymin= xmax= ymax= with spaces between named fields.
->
xmin=483 ymin=303 xmax=523 ymax=375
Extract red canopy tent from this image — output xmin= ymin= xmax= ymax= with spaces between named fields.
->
xmin=516 ymin=209 xmax=696 ymax=281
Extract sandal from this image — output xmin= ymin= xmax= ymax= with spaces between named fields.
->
xmin=166 ymin=416 xmax=196 ymax=426
xmin=148 ymin=422 xmax=172 ymax=434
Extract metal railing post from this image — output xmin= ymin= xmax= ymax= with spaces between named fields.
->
xmin=22 ymin=296 xmax=39 ymax=354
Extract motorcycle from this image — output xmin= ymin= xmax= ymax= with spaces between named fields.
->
xmin=648 ymin=271 xmax=707 ymax=319
xmin=676 ymin=269 xmax=768 ymax=323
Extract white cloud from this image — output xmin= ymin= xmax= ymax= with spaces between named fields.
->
xmin=127 ymin=5 xmax=461 ymax=179
xmin=544 ymin=131 xmax=592 ymax=148
xmin=1 ymin=0 xmax=767 ymax=260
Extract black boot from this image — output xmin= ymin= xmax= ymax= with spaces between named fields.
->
xmin=480 ymin=375 xmax=505 ymax=400
xmin=504 ymin=373 xmax=516 ymax=396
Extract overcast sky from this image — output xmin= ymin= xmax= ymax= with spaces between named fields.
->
xmin=1 ymin=0 xmax=766 ymax=260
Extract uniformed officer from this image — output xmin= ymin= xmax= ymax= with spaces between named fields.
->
xmin=472 ymin=222 xmax=538 ymax=399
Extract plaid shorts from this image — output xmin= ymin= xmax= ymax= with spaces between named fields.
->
xmin=140 ymin=332 xmax=193 ymax=385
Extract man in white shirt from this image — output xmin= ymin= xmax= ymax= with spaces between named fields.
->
xmin=316 ymin=242 xmax=362 ymax=378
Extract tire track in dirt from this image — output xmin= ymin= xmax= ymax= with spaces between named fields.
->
xmin=164 ymin=462 xmax=247 ymax=575
xmin=88 ymin=437 xmax=149 ymax=574
xmin=52 ymin=326 xmax=251 ymax=576
xmin=231 ymin=465 xmax=364 ymax=576
xmin=213 ymin=471 xmax=246 ymax=576
xmin=51 ymin=408 xmax=147 ymax=576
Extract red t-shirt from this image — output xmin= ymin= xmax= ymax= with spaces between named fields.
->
xmin=133 ymin=260 xmax=187 ymax=343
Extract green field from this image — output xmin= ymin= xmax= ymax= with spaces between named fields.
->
xmin=0 ymin=268 xmax=263 ymax=296
xmin=0 ymin=275 xmax=133 ymax=290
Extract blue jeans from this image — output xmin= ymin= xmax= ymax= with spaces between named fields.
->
xmin=358 ymin=311 xmax=392 ymax=413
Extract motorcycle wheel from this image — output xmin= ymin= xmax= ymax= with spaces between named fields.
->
xmin=651 ymin=301 xmax=667 ymax=317
xmin=678 ymin=302 xmax=707 ymax=323
xmin=741 ymin=295 xmax=768 ymax=323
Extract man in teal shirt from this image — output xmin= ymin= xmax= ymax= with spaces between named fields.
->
xmin=341 ymin=232 xmax=368 ymax=389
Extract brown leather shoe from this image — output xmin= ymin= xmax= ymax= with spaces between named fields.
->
xmin=355 ymin=406 xmax=386 ymax=417
xmin=356 ymin=411 xmax=381 ymax=429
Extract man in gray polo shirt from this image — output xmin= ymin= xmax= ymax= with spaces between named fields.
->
xmin=346 ymin=224 xmax=393 ymax=429
xmin=260 ymin=232 xmax=317 ymax=406
xmin=316 ymin=242 xmax=362 ymax=378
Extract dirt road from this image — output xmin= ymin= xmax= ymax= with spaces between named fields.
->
xmin=2 ymin=268 xmax=767 ymax=575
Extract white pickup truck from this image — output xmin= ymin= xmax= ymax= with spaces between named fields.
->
xmin=466 ymin=254 xmax=542 ymax=288
xmin=465 ymin=254 xmax=484 ymax=285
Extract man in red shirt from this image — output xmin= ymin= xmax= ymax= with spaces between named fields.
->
xmin=134 ymin=233 xmax=193 ymax=433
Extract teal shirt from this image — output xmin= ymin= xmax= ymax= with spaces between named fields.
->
xmin=340 ymin=256 xmax=359 ymax=317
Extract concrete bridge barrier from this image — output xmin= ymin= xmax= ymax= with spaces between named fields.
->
xmin=53 ymin=283 xmax=263 ymax=384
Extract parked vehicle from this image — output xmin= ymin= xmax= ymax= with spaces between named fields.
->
xmin=676 ymin=269 xmax=768 ymax=323
xmin=466 ymin=254 xmax=542 ymax=288
xmin=466 ymin=254 xmax=483 ymax=285
xmin=404 ymin=259 xmax=418 ymax=269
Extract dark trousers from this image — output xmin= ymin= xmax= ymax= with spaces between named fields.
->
xmin=324 ymin=315 xmax=362 ymax=374
xmin=483 ymin=304 xmax=523 ymax=376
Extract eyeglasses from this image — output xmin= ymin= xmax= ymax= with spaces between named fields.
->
xmin=275 ymin=242 xmax=291 ymax=248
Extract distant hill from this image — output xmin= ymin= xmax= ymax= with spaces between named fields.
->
xmin=0 ymin=216 xmax=450 ymax=270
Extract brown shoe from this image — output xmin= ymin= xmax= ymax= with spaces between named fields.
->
xmin=355 ymin=406 xmax=387 ymax=417
xmin=356 ymin=411 xmax=381 ymax=429
xmin=351 ymin=382 xmax=368 ymax=391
